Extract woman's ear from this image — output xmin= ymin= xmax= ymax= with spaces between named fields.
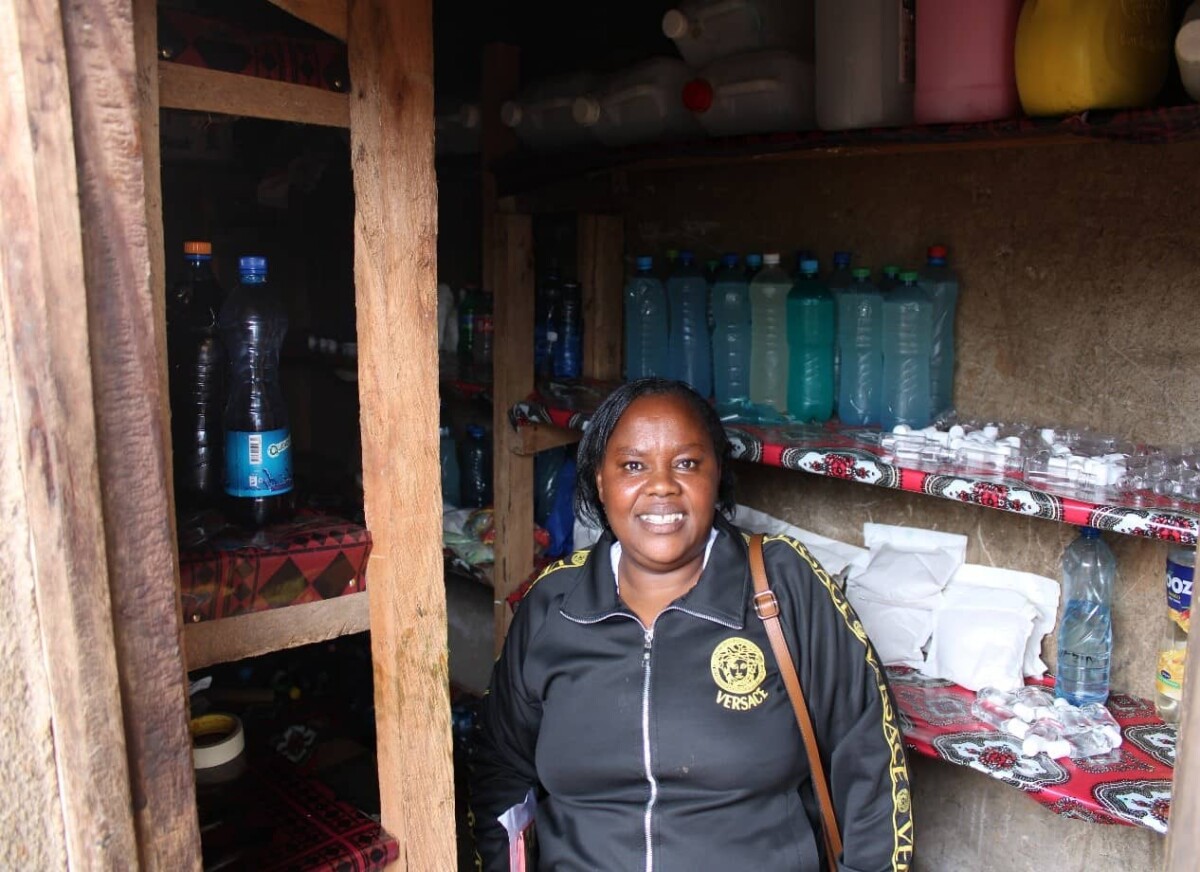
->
xmin=595 ymin=469 xmax=605 ymax=505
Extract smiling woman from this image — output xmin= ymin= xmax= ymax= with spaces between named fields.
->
xmin=470 ymin=378 xmax=914 ymax=872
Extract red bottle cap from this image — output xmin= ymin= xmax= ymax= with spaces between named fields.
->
xmin=682 ymin=78 xmax=713 ymax=113
xmin=928 ymin=244 xmax=948 ymax=259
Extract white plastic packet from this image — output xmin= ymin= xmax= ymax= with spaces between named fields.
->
xmin=947 ymin=563 xmax=1060 ymax=677
xmin=924 ymin=585 xmax=1038 ymax=691
xmin=844 ymin=586 xmax=932 ymax=667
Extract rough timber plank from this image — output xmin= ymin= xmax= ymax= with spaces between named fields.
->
xmin=0 ymin=0 xmax=138 ymax=865
xmin=1166 ymin=638 xmax=1199 ymax=869
xmin=577 ymin=213 xmax=625 ymax=381
xmin=158 ymin=60 xmax=350 ymax=128
xmin=347 ymin=0 xmax=455 ymax=866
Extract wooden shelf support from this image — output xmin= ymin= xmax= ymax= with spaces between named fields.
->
xmin=578 ymin=213 xmax=625 ymax=382
xmin=514 ymin=423 xmax=582 ymax=457
xmin=158 ymin=61 xmax=350 ymax=128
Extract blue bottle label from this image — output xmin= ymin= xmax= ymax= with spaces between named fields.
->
xmin=1166 ymin=558 xmax=1193 ymax=632
xmin=224 ymin=428 xmax=293 ymax=497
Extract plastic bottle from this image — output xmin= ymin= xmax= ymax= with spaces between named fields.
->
xmin=666 ymin=251 xmax=713 ymax=397
xmin=434 ymin=101 xmax=481 ymax=156
xmin=572 ymin=58 xmax=702 ymax=147
xmin=1015 ymin=0 xmax=1173 ymax=116
xmin=1056 ymin=527 xmax=1116 ymax=707
xmin=749 ymin=252 xmax=791 ymax=414
xmin=914 ymin=0 xmax=1022 ymax=124
xmin=535 ymin=266 xmax=562 ymax=378
xmin=624 ymin=256 xmax=670 ymax=380
xmin=500 ymin=72 xmax=599 ymax=153
xmin=786 ymin=259 xmax=835 ymax=422
xmin=167 ymin=240 xmax=226 ymax=511
xmin=219 ymin=256 xmax=294 ymax=528
xmin=814 ymin=0 xmax=915 ymax=130
xmin=711 ymin=253 xmax=753 ymax=414
xmin=837 ymin=267 xmax=884 ymax=427
xmin=1178 ymin=2 xmax=1200 ymax=103
xmin=554 ymin=281 xmax=583 ymax=379
xmin=826 ymin=251 xmax=853 ymax=413
xmin=878 ymin=264 xmax=901 ymax=293
xmin=460 ymin=425 xmax=493 ymax=509
xmin=473 ymin=288 xmax=495 ymax=383
xmin=662 ymin=0 xmax=814 ymax=68
xmin=457 ymin=283 xmax=482 ymax=379
xmin=744 ymin=252 xmax=764 ymax=279
xmin=918 ymin=245 xmax=959 ymax=416
xmin=440 ymin=426 xmax=461 ymax=507
xmin=880 ymin=271 xmax=933 ymax=430
xmin=1156 ymin=545 xmax=1193 ymax=723
xmin=683 ymin=49 xmax=815 ymax=137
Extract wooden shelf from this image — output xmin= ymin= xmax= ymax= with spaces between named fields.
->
xmin=158 ymin=60 xmax=349 ymax=128
xmin=184 ymin=592 xmax=369 ymax=670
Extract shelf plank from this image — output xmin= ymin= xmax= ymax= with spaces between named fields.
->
xmin=184 ymin=593 xmax=370 ymax=670
xmin=158 ymin=60 xmax=349 ymax=128
xmin=513 ymin=422 xmax=581 ymax=457
xmin=266 ymin=0 xmax=347 ymax=41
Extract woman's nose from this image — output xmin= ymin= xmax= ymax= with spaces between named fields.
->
xmin=644 ymin=465 xmax=679 ymax=495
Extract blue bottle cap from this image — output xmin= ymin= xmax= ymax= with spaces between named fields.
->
xmin=721 ymin=253 xmax=739 ymax=268
xmin=636 ymin=256 xmax=654 ymax=271
xmin=1079 ymin=526 xmax=1102 ymax=538
xmin=745 ymin=253 xmax=763 ymax=267
xmin=833 ymin=251 xmax=851 ymax=267
xmin=466 ymin=424 xmax=485 ymax=439
xmin=239 ymin=255 xmax=268 ymax=274
xmin=678 ymin=250 xmax=695 ymax=265
xmin=800 ymin=259 xmax=820 ymax=275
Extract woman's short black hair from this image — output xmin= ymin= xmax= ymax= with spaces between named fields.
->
xmin=574 ymin=378 xmax=736 ymax=532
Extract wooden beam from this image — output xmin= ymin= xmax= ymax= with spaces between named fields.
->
xmin=158 ymin=61 xmax=350 ymax=128
xmin=514 ymin=423 xmax=582 ymax=457
xmin=267 ymin=0 xmax=347 ymax=41
xmin=480 ymin=43 xmax=519 ymax=292
xmin=491 ymin=213 xmax=536 ymax=651
xmin=577 ymin=213 xmax=625 ymax=381
xmin=0 ymin=0 xmax=139 ymax=864
xmin=184 ymin=595 xmax=370 ymax=670
xmin=1166 ymin=636 xmax=1199 ymax=869
xmin=347 ymin=0 xmax=455 ymax=867
xmin=62 ymin=1 xmax=201 ymax=868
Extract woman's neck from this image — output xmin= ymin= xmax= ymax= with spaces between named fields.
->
xmin=618 ymin=552 xmax=705 ymax=628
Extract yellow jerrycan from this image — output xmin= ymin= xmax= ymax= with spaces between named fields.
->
xmin=1015 ymin=0 xmax=1173 ymax=115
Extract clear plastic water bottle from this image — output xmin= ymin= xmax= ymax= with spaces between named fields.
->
xmin=666 ymin=250 xmax=713 ymax=397
xmin=553 ymin=280 xmax=583 ymax=379
xmin=711 ymin=253 xmax=752 ymax=414
xmin=440 ymin=426 xmax=461 ymax=507
xmin=918 ymin=244 xmax=960 ymax=415
xmin=749 ymin=252 xmax=791 ymax=414
xmin=827 ymin=250 xmax=854 ymax=292
xmin=881 ymin=271 xmax=934 ymax=429
xmin=744 ymin=252 xmax=764 ymax=280
xmin=457 ymin=283 xmax=483 ymax=379
xmin=837 ymin=267 xmax=884 ymax=426
xmin=878 ymin=264 xmax=901 ymax=293
xmin=219 ymin=255 xmax=294 ymax=528
xmin=624 ymin=256 xmax=670 ymax=379
xmin=535 ymin=265 xmax=562 ymax=377
xmin=473 ymin=287 xmax=494 ymax=383
xmin=1156 ymin=544 xmax=1192 ymax=723
xmin=786 ymin=259 xmax=835 ymax=422
xmin=1056 ymin=527 xmax=1116 ymax=706
xmin=167 ymin=240 xmax=225 ymax=511
xmin=460 ymin=424 xmax=493 ymax=508
xmin=791 ymin=249 xmax=816 ymax=278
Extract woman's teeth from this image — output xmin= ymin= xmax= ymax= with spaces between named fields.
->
xmin=639 ymin=513 xmax=683 ymax=524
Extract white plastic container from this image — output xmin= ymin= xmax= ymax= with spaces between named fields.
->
xmin=500 ymin=72 xmax=599 ymax=152
xmin=1178 ymin=1 xmax=1200 ymax=103
xmin=814 ymin=0 xmax=915 ymax=131
xmin=662 ymin=0 xmax=814 ymax=68
xmin=683 ymin=50 xmax=815 ymax=136
xmin=434 ymin=102 xmax=480 ymax=155
xmin=573 ymin=58 xmax=703 ymax=147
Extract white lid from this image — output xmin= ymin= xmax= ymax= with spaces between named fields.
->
xmin=661 ymin=9 xmax=689 ymax=39
xmin=499 ymin=101 xmax=522 ymax=128
xmin=460 ymin=104 xmax=480 ymax=129
xmin=763 ymin=252 xmax=781 ymax=266
xmin=572 ymin=96 xmax=602 ymax=126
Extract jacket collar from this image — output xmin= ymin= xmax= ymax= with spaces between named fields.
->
xmin=560 ymin=515 xmax=749 ymax=629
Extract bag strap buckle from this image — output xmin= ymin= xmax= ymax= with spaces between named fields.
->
xmin=753 ymin=589 xmax=780 ymax=619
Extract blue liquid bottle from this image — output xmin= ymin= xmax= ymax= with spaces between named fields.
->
xmin=554 ymin=280 xmax=582 ymax=379
xmin=666 ymin=250 xmax=713 ymax=397
xmin=711 ymin=253 xmax=752 ymax=414
xmin=219 ymin=256 xmax=294 ymax=527
xmin=881 ymin=271 xmax=934 ymax=430
xmin=624 ymin=256 xmax=670 ymax=379
xmin=878 ymin=264 xmax=901 ymax=293
xmin=786 ymin=259 xmax=835 ymax=422
xmin=837 ymin=268 xmax=884 ymax=426
xmin=749 ymin=252 xmax=791 ymax=414
xmin=1056 ymin=527 xmax=1116 ymax=706
xmin=918 ymin=244 xmax=960 ymax=415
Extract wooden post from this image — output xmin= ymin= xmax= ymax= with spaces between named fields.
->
xmin=347 ymin=0 xmax=456 ymax=866
xmin=491 ymin=213 xmax=536 ymax=650
xmin=480 ymin=43 xmax=519 ymax=293
xmin=0 ymin=0 xmax=139 ymax=865
xmin=577 ymin=214 xmax=625 ymax=382
xmin=61 ymin=1 xmax=201 ymax=867
xmin=1166 ymin=637 xmax=1199 ymax=869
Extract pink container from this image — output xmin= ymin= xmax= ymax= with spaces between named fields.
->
xmin=914 ymin=0 xmax=1022 ymax=125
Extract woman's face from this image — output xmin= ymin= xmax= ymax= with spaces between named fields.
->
xmin=596 ymin=393 xmax=720 ymax=577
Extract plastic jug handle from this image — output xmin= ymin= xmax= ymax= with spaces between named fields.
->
xmin=697 ymin=0 xmax=750 ymax=25
xmin=715 ymin=78 xmax=781 ymax=99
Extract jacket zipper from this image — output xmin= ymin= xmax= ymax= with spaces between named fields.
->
xmin=641 ymin=626 xmax=657 ymax=872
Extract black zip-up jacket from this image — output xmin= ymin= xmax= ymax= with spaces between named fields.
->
xmin=470 ymin=519 xmax=913 ymax=871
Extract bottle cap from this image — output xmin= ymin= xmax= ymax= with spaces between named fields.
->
xmin=572 ymin=96 xmax=602 ymax=126
xmin=460 ymin=104 xmax=481 ymax=129
xmin=440 ymin=426 xmax=451 ymax=437
xmin=666 ymin=249 xmax=679 ymax=262
xmin=499 ymin=101 xmax=522 ymax=128
xmin=833 ymin=251 xmax=851 ymax=267
xmin=763 ymin=252 xmax=781 ymax=266
xmin=681 ymin=79 xmax=714 ymax=113
xmin=928 ymin=244 xmax=948 ymax=260
xmin=661 ymin=8 xmax=689 ymax=39
xmin=678 ymin=250 xmax=695 ymax=265
xmin=745 ymin=253 xmax=762 ymax=267
xmin=1079 ymin=526 xmax=1102 ymax=538
xmin=466 ymin=424 xmax=485 ymax=439
xmin=721 ymin=253 xmax=739 ymax=268
xmin=636 ymin=255 xmax=654 ymax=271
xmin=183 ymin=241 xmax=212 ymax=256
xmin=883 ymin=264 xmax=900 ymax=277
xmin=800 ymin=259 xmax=819 ymax=275
xmin=705 ymin=259 xmax=719 ymax=272
xmin=852 ymin=267 xmax=871 ymax=280
xmin=899 ymin=270 xmax=919 ymax=283
xmin=238 ymin=255 xmax=268 ymax=274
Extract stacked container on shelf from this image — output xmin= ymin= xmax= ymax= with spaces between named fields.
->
xmin=501 ymin=72 xmax=599 ymax=152
xmin=572 ymin=57 xmax=702 ymax=147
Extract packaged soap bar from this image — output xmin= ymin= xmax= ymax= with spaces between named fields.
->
xmin=1015 ymin=0 xmax=1173 ymax=116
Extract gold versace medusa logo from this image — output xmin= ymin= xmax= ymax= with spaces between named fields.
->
xmin=710 ymin=637 xmax=769 ymax=711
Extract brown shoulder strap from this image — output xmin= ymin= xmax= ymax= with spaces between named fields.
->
xmin=749 ymin=534 xmax=842 ymax=872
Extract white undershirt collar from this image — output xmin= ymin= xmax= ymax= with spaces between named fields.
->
xmin=611 ymin=527 xmax=719 ymax=596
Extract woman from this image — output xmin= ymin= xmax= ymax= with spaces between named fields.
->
xmin=471 ymin=378 xmax=912 ymax=871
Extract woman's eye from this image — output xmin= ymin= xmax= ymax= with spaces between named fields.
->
xmin=622 ymin=461 xmax=644 ymax=472
xmin=676 ymin=458 xmax=698 ymax=470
